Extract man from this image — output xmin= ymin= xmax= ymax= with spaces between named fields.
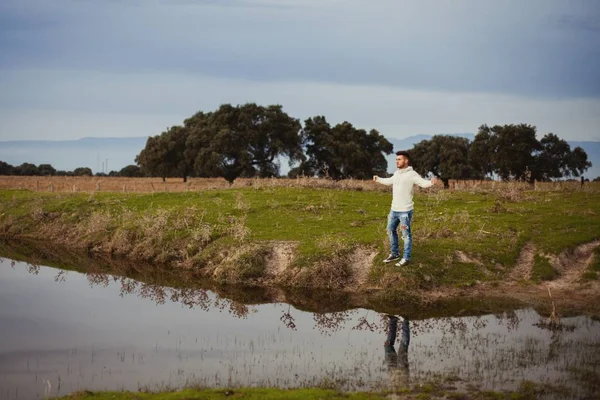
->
xmin=373 ymin=150 xmax=440 ymax=267
xmin=384 ymin=315 xmax=410 ymax=389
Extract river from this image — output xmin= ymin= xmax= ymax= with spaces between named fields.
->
xmin=0 ymin=257 xmax=599 ymax=399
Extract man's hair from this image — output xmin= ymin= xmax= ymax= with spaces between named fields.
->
xmin=395 ymin=150 xmax=410 ymax=162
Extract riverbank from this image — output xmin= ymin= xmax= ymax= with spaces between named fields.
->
xmin=1 ymin=183 xmax=599 ymax=313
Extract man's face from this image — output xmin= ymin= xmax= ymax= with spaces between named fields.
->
xmin=396 ymin=155 xmax=409 ymax=169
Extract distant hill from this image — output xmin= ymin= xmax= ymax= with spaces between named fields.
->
xmin=386 ymin=134 xmax=600 ymax=180
xmin=0 ymin=135 xmax=598 ymax=179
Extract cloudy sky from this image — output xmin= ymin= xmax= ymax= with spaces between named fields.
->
xmin=1 ymin=0 xmax=599 ymax=142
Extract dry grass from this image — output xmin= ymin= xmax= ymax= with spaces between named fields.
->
xmin=3 ymin=175 xmax=596 ymax=194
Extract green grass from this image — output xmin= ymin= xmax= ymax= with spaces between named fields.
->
xmin=531 ymin=254 xmax=559 ymax=282
xmin=51 ymin=388 xmax=385 ymax=400
xmin=48 ymin=381 xmax=576 ymax=400
xmin=1 ymin=186 xmax=599 ymax=289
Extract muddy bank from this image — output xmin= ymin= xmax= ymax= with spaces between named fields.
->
xmin=2 ymin=239 xmax=599 ymax=319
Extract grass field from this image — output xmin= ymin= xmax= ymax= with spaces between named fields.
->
xmin=1 ymin=178 xmax=599 ymax=293
xmin=48 ymin=381 xmax=569 ymax=400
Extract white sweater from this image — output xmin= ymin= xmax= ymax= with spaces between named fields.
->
xmin=377 ymin=167 xmax=433 ymax=211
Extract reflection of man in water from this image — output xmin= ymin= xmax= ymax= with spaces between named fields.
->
xmin=384 ymin=315 xmax=410 ymax=389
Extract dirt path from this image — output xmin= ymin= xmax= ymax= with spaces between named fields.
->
xmin=464 ymin=240 xmax=600 ymax=314
xmin=507 ymin=242 xmax=535 ymax=281
xmin=548 ymin=240 xmax=600 ymax=289
xmin=351 ymin=239 xmax=600 ymax=315
xmin=264 ymin=241 xmax=297 ymax=278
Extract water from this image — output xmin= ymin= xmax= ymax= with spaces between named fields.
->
xmin=0 ymin=257 xmax=599 ymax=399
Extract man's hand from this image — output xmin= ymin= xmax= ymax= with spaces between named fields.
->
xmin=431 ymin=177 xmax=442 ymax=186
xmin=373 ymin=175 xmax=379 ymax=182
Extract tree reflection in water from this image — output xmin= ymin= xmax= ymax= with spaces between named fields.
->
xmin=14 ymin=260 xmax=533 ymax=336
xmin=6 ymin=258 xmax=600 ymax=398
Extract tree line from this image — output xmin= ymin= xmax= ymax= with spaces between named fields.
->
xmin=0 ymin=161 xmax=144 ymax=178
xmin=135 ymin=103 xmax=392 ymax=183
xmin=411 ymin=124 xmax=591 ymax=187
xmin=136 ymin=103 xmax=591 ymax=184
xmin=0 ymin=103 xmax=592 ymax=183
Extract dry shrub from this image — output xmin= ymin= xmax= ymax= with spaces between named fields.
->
xmin=496 ymin=181 xmax=531 ymax=202
xmin=428 ymin=188 xmax=451 ymax=204
xmin=130 ymin=239 xmax=158 ymax=261
xmin=120 ymin=209 xmax=136 ymax=225
xmin=293 ymin=258 xmax=352 ymax=290
xmin=234 ymin=192 xmax=251 ymax=213
xmin=105 ymin=228 xmax=137 ymax=255
xmin=85 ymin=211 xmax=113 ymax=235
xmin=450 ymin=209 xmax=471 ymax=232
xmin=266 ymin=198 xmax=280 ymax=209
xmin=126 ymin=208 xmax=173 ymax=261
xmin=211 ymin=243 xmax=269 ymax=283
xmin=378 ymin=272 xmax=417 ymax=292
xmin=191 ymin=224 xmax=212 ymax=244
xmin=418 ymin=213 xmax=455 ymax=239
xmin=0 ymin=215 xmax=16 ymax=236
xmin=170 ymin=206 xmax=198 ymax=230
xmin=140 ymin=208 xmax=170 ymax=240
xmin=303 ymin=204 xmax=324 ymax=213
xmin=221 ymin=214 xmax=250 ymax=241
xmin=1 ymin=176 xmax=598 ymax=194
xmin=31 ymin=201 xmax=45 ymax=222
xmin=290 ymin=235 xmax=356 ymax=289
xmin=490 ymin=199 xmax=508 ymax=213
xmin=316 ymin=234 xmax=351 ymax=256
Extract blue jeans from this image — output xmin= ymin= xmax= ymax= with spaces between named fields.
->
xmin=387 ymin=210 xmax=413 ymax=261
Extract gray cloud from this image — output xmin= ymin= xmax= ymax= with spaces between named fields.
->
xmin=1 ymin=0 xmax=599 ymax=98
xmin=1 ymin=0 xmax=599 ymax=143
xmin=1 ymin=70 xmax=599 ymax=142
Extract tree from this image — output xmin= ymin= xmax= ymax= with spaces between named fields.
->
xmin=294 ymin=116 xmax=393 ymax=180
xmin=185 ymin=103 xmax=303 ymax=183
xmin=119 ymin=165 xmax=143 ymax=177
xmin=73 ymin=167 xmax=92 ymax=176
xmin=565 ymin=146 xmax=592 ymax=178
xmin=136 ymin=126 xmax=191 ymax=182
xmin=410 ymin=135 xmax=482 ymax=188
xmin=532 ymin=133 xmax=573 ymax=181
xmin=471 ymin=124 xmax=591 ymax=182
xmin=16 ymin=163 xmax=39 ymax=176
xmin=0 ymin=161 xmax=15 ymax=175
xmin=491 ymin=124 xmax=541 ymax=181
xmin=38 ymin=164 xmax=56 ymax=176
xmin=469 ymin=126 xmax=495 ymax=178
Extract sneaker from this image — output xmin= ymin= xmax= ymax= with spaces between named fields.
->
xmin=383 ymin=254 xmax=401 ymax=263
xmin=395 ymin=258 xmax=410 ymax=267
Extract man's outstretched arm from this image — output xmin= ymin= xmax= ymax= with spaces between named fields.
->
xmin=373 ymin=174 xmax=394 ymax=186
xmin=413 ymin=174 xmax=441 ymax=188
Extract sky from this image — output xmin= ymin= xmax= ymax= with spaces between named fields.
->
xmin=1 ymin=0 xmax=599 ymax=142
